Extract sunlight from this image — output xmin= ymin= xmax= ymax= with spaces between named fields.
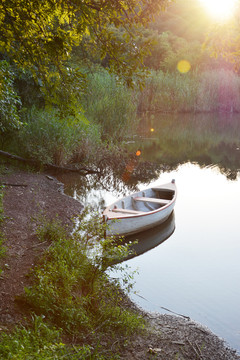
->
xmin=199 ymin=0 xmax=237 ymax=21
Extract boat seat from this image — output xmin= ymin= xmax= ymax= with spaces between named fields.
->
xmin=134 ymin=197 xmax=170 ymax=205
xmin=111 ymin=208 xmax=144 ymax=215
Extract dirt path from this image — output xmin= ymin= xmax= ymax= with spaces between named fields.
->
xmin=0 ymin=169 xmax=239 ymax=359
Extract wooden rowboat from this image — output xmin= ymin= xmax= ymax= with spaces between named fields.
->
xmin=103 ymin=179 xmax=177 ymax=236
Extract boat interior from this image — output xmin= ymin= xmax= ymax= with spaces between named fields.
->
xmin=110 ymin=187 xmax=175 ymax=215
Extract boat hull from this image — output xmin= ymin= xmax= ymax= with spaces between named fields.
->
xmin=106 ymin=205 xmax=174 ymax=236
xmin=103 ymin=180 xmax=177 ymax=236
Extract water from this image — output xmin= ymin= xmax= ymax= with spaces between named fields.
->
xmin=58 ymin=113 xmax=240 ymax=352
xmin=122 ymin=163 xmax=240 ymax=352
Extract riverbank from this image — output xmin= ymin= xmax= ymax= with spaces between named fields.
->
xmin=0 ymin=168 xmax=239 ymax=359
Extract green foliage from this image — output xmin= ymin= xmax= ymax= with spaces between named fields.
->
xmin=18 ymin=107 xmax=100 ymax=165
xmin=0 ymin=61 xmax=22 ymax=142
xmin=140 ymin=29 xmax=207 ymax=73
xmin=203 ymin=19 xmax=240 ymax=72
xmin=0 ymin=0 xmax=171 ymax=112
xmin=24 ymin=215 xmax=144 ymax=339
xmin=0 ymin=315 xmax=98 ymax=360
xmin=35 ymin=216 xmax=68 ymax=243
xmin=14 ymin=68 xmax=45 ymax=108
xmin=81 ymin=69 xmax=138 ymax=141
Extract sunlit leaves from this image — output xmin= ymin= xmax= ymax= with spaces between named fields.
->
xmin=203 ymin=16 xmax=240 ymax=71
xmin=0 ymin=0 xmax=173 ymax=95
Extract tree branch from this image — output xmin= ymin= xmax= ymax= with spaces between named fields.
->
xmin=0 ymin=150 xmax=99 ymax=175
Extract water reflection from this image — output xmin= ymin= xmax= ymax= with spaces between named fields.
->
xmin=131 ymin=113 xmax=240 ymax=180
xmin=122 ymin=212 xmax=175 ymax=261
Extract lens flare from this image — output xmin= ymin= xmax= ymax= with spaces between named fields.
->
xmin=177 ymin=60 xmax=191 ymax=74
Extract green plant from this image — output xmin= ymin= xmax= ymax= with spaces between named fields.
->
xmin=18 ymin=107 xmax=100 ymax=165
xmin=23 ymin=214 xmax=144 ymax=341
xmin=35 ymin=215 xmax=68 ymax=243
xmin=0 ymin=315 xmax=99 ymax=359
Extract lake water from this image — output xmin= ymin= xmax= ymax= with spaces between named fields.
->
xmin=58 ymin=113 xmax=240 ymax=352
xmin=120 ymin=163 xmax=240 ymax=352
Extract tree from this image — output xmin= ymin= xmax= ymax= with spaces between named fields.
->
xmin=0 ymin=0 xmax=172 ymax=112
xmin=204 ymin=21 xmax=240 ymax=72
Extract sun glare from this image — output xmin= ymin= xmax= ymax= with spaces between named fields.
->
xmin=199 ymin=0 xmax=237 ymax=21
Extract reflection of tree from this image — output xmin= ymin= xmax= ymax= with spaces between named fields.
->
xmin=132 ymin=113 xmax=240 ymax=180
xmin=55 ymin=152 xmax=166 ymax=212
xmin=57 ymin=113 xmax=240 ymax=206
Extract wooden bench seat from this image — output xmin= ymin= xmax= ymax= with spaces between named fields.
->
xmin=111 ymin=208 xmax=144 ymax=215
xmin=134 ymin=197 xmax=170 ymax=205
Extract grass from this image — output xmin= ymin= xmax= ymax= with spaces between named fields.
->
xmin=80 ymin=69 xmax=138 ymax=141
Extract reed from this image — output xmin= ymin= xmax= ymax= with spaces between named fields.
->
xmin=137 ymin=69 xmax=240 ymax=114
xmin=81 ymin=69 xmax=138 ymax=141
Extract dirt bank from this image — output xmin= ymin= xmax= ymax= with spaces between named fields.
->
xmin=0 ymin=169 xmax=239 ymax=360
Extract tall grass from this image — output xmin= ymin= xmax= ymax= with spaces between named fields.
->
xmin=17 ymin=107 xmax=101 ymax=166
xmin=81 ymin=69 xmax=138 ymax=141
xmin=196 ymin=69 xmax=240 ymax=112
xmin=138 ymin=69 xmax=240 ymax=113
xmin=138 ymin=70 xmax=198 ymax=113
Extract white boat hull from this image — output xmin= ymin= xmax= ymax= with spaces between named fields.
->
xmin=103 ymin=180 xmax=177 ymax=236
